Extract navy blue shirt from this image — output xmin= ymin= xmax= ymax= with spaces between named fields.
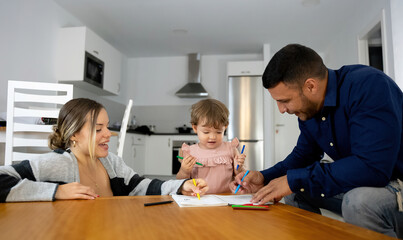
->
xmin=261 ymin=65 xmax=403 ymax=198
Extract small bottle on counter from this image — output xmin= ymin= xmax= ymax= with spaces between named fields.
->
xmin=149 ymin=125 xmax=156 ymax=132
xmin=130 ymin=115 xmax=136 ymax=129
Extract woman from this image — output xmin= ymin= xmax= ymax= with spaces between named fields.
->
xmin=0 ymin=98 xmax=208 ymax=202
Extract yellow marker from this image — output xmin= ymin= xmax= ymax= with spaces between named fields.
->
xmin=192 ymin=179 xmax=200 ymax=200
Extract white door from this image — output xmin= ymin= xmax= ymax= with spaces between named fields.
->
xmin=273 ymin=101 xmax=300 ymax=164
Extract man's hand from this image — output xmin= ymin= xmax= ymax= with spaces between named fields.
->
xmin=251 ymin=175 xmax=292 ymax=204
xmin=55 ymin=182 xmax=98 ymax=200
xmin=229 ymin=170 xmax=265 ymax=194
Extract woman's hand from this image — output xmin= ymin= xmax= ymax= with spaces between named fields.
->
xmin=181 ymin=178 xmax=209 ymax=196
xmin=55 ymin=182 xmax=98 ymax=200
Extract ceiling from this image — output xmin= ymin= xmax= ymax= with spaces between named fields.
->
xmin=54 ymin=0 xmax=369 ymax=58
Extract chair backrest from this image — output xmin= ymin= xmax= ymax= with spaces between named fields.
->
xmin=5 ymin=80 xmax=73 ymax=165
xmin=117 ymin=99 xmax=133 ymax=158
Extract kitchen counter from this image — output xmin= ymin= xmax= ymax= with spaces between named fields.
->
xmin=108 ymin=127 xmax=196 ymax=136
xmin=148 ymin=132 xmax=196 ymax=136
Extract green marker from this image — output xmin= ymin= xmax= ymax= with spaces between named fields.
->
xmin=231 ymin=205 xmax=268 ymax=210
xmin=231 ymin=205 xmax=266 ymax=208
xmin=176 ymin=156 xmax=203 ymax=166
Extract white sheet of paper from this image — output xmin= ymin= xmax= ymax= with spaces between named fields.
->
xmin=171 ymin=194 xmax=254 ymax=207
xmin=214 ymin=194 xmax=254 ymax=205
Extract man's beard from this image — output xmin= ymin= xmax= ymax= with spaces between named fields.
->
xmin=297 ymin=92 xmax=319 ymax=121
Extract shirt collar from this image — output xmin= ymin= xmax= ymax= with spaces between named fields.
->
xmin=323 ymin=69 xmax=337 ymax=108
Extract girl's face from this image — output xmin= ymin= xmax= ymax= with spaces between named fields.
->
xmin=71 ymin=108 xmax=111 ymax=159
xmin=192 ymin=119 xmax=227 ymax=150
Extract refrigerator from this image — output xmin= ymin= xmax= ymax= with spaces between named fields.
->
xmin=228 ymin=76 xmax=264 ymax=171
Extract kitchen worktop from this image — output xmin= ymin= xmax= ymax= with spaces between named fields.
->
xmin=108 ymin=127 xmax=196 ymax=136
xmin=146 ymin=132 xmax=197 ymax=136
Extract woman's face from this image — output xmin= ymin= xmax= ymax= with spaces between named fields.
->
xmin=71 ymin=108 xmax=111 ymax=159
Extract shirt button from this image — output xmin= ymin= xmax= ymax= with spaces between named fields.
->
xmin=300 ymin=188 xmax=304 ymax=192
xmin=322 ymin=117 xmax=326 ymax=121
xmin=321 ymin=193 xmax=325 ymax=197
xmin=330 ymin=142 xmax=334 ymax=147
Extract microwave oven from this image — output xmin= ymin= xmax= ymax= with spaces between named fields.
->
xmin=84 ymin=51 xmax=104 ymax=89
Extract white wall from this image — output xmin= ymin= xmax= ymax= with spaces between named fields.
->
xmin=126 ymin=54 xmax=262 ymax=106
xmin=126 ymin=54 xmax=262 ymax=132
xmin=0 ymin=0 xmax=77 ymax=112
xmin=324 ymin=0 xmax=403 ymax=89
xmin=0 ymin=0 xmax=129 ymax=164
xmin=0 ymin=0 xmax=127 ymax=115
xmin=323 ymin=0 xmax=398 ymax=83
xmin=390 ymin=0 xmax=403 ymax=89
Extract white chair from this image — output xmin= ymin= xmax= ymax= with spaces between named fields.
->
xmin=117 ymin=99 xmax=133 ymax=158
xmin=5 ymin=80 xmax=73 ymax=165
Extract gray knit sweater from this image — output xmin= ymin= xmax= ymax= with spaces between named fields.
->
xmin=0 ymin=149 xmax=185 ymax=202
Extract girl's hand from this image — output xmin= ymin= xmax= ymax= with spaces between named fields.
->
xmin=181 ymin=178 xmax=209 ymax=196
xmin=180 ymin=155 xmax=197 ymax=174
xmin=55 ymin=182 xmax=98 ymax=200
xmin=235 ymin=153 xmax=246 ymax=170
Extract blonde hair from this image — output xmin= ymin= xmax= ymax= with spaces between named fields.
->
xmin=48 ymin=98 xmax=104 ymax=160
xmin=190 ymin=99 xmax=229 ymax=128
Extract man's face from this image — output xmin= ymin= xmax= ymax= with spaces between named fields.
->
xmin=268 ymin=82 xmax=320 ymax=121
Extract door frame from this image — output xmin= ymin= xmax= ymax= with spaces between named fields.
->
xmin=358 ymin=8 xmax=390 ymax=75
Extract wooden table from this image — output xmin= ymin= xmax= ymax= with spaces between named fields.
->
xmin=0 ymin=195 xmax=394 ymax=240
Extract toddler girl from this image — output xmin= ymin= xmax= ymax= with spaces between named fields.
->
xmin=176 ymin=99 xmax=246 ymax=193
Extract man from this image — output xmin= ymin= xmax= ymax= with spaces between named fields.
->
xmin=230 ymin=44 xmax=403 ymax=237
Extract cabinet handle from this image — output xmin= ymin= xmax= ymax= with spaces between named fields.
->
xmin=241 ymin=71 xmax=250 ymax=74
xmin=275 ymin=124 xmax=285 ymax=127
xmin=93 ymin=50 xmax=99 ymax=55
xmin=133 ymin=147 xmax=137 ymax=158
xmin=168 ymin=138 xmax=171 ymax=147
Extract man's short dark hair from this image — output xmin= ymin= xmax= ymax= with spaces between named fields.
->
xmin=262 ymin=44 xmax=327 ymax=89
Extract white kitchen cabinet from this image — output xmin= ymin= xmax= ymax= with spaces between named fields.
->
xmin=227 ymin=61 xmax=264 ymax=76
xmin=145 ymin=135 xmax=199 ymax=176
xmin=56 ymin=26 xmax=122 ymax=95
xmin=108 ymin=131 xmax=119 ymax=153
xmin=123 ymin=134 xmax=146 ymax=175
xmin=108 ymin=132 xmax=146 ymax=175
xmin=145 ymin=135 xmax=172 ymax=175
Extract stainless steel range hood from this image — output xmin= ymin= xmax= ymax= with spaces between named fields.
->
xmin=175 ymin=53 xmax=209 ymax=98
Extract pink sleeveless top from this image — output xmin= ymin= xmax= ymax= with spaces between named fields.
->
xmin=181 ymin=138 xmax=239 ymax=194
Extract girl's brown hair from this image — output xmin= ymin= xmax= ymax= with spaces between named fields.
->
xmin=190 ymin=99 xmax=229 ymax=128
xmin=48 ymin=98 xmax=104 ymax=160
